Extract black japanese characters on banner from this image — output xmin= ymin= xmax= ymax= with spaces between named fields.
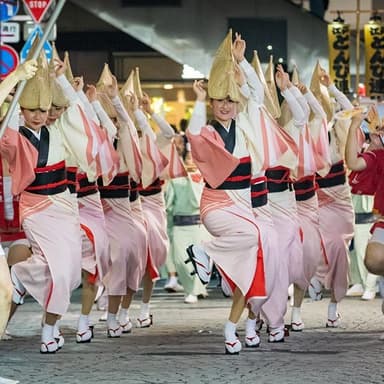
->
xmin=364 ymin=21 xmax=384 ymax=97
xmin=328 ymin=22 xmax=350 ymax=94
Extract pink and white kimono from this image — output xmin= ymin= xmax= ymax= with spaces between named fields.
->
xmin=0 ymin=99 xmax=96 ymax=315
xmin=95 ymin=102 xmax=147 ymax=295
xmin=292 ymin=89 xmax=331 ymax=285
xmin=238 ymin=58 xmax=298 ymax=328
xmin=0 ymin=155 xmax=28 ymax=246
xmin=187 ymin=100 xmax=267 ymax=313
xmin=265 ymin=86 xmax=309 ymax=290
xmin=134 ymin=109 xmax=172 ymax=280
xmin=56 ymin=75 xmax=118 ymax=285
xmin=314 ymin=84 xmax=355 ymax=301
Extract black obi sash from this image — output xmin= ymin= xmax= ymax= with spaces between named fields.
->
xmin=316 ymin=160 xmax=346 ymax=189
xmin=293 ymin=175 xmax=316 ymax=201
xmin=20 ymin=126 xmax=67 ymax=195
xmin=66 ymin=167 xmax=78 ymax=194
xmin=129 ymin=180 xmax=139 ymax=202
xmin=77 ymin=173 xmax=98 ymax=198
xmin=138 ymin=178 xmax=164 ymax=197
xmin=251 ymin=176 xmax=268 ymax=208
xmin=205 ymin=156 xmax=251 ymax=190
xmin=265 ymin=166 xmax=293 ymax=193
xmin=98 ymin=172 xmax=130 ymax=199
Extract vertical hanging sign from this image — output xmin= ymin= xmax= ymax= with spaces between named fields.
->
xmin=328 ymin=21 xmax=350 ymax=93
xmin=364 ymin=20 xmax=384 ymax=97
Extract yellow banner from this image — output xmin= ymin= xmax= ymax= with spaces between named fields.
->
xmin=364 ymin=21 xmax=384 ymax=97
xmin=328 ymin=22 xmax=350 ymax=93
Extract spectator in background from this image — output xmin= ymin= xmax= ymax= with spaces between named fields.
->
xmin=347 ymin=194 xmax=379 ymax=300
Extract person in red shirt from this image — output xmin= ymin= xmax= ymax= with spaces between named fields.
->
xmin=345 ymin=111 xmax=384 ymax=276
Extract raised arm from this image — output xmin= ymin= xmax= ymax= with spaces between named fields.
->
xmin=232 ymin=33 xmax=264 ymax=103
xmin=131 ymin=92 xmax=156 ymax=141
xmin=0 ymin=60 xmax=37 ymax=106
xmin=301 ymin=85 xmax=326 ymax=120
xmin=187 ymin=80 xmax=207 ymax=136
xmin=87 ymin=85 xmax=117 ymax=141
xmin=290 ymin=83 xmax=311 ymax=119
xmin=275 ymin=65 xmax=306 ymax=127
xmin=141 ymin=92 xmax=175 ymax=139
xmin=319 ymin=69 xmax=353 ymax=110
xmin=345 ymin=113 xmax=368 ymax=171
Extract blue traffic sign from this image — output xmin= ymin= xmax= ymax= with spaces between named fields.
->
xmin=20 ymin=24 xmax=52 ymax=63
xmin=0 ymin=44 xmax=19 ymax=79
xmin=0 ymin=0 xmax=19 ymax=22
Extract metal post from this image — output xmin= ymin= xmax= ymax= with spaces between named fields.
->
xmin=355 ymin=0 xmax=361 ymax=97
xmin=0 ymin=0 xmax=67 ymax=139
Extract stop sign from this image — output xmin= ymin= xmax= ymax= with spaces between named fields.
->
xmin=23 ymin=0 xmax=53 ymax=24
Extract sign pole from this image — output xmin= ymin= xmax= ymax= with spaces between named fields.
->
xmin=355 ymin=0 xmax=361 ymax=97
xmin=0 ymin=0 xmax=66 ymax=139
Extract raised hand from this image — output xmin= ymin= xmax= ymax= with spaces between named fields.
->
xmin=232 ymin=32 xmax=246 ymax=63
xmin=129 ymin=92 xmax=139 ymax=111
xmin=192 ymin=80 xmax=206 ymax=102
xmin=297 ymin=82 xmax=308 ymax=94
xmin=105 ymin=75 xmax=118 ymax=99
xmin=73 ymin=76 xmax=84 ymax=92
xmin=54 ymin=57 xmax=67 ymax=78
xmin=275 ymin=64 xmax=290 ymax=91
xmin=14 ymin=59 xmax=38 ymax=81
xmin=141 ymin=92 xmax=153 ymax=115
xmin=86 ymin=84 xmax=97 ymax=102
xmin=319 ymin=68 xmax=331 ymax=87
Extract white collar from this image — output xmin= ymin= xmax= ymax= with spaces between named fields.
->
xmin=25 ymin=127 xmax=41 ymax=140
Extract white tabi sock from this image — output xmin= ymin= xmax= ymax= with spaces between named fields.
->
xmin=78 ymin=314 xmax=89 ymax=332
xmin=328 ymin=302 xmax=338 ymax=320
xmin=168 ymin=276 xmax=178 ymax=286
xmin=107 ymin=312 xmax=118 ymax=327
xmin=139 ymin=303 xmax=150 ymax=319
xmin=245 ymin=318 xmax=257 ymax=338
xmin=53 ymin=320 xmax=61 ymax=338
xmin=291 ymin=307 xmax=302 ymax=323
xmin=119 ymin=308 xmax=129 ymax=323
xmin=41 ymin=324 xmax=54 ymax=343
xmin=224 ymin=320 xmax=237 ymax=342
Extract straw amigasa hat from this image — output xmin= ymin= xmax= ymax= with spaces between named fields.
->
xmin=264 ymin=55 xmax=281 ymax=119
xmin=96 ymin=63 xmax=114 ymax=94
xmin=63 ymin=51 xmax=74 ymax=84
xmin=49 ymin=43 xmax=69 ymax=108
xmin=207 ymin=29 xmax=240 ymax=103
xmin=309 ymin=61 xmax=333 ymax=123
xmin=251 ymin=50 xmax=281 ymax=118
xmin=120 ymin=67 xmax=144 ymax=122
xmin=120 ymin=67 xmax=143 ymax=101
xmin=291 ymin=65 xmax=300 ymax=86
xmin=19 ymin=36 xmax=52 ymax=111
xmin=95 ymin=64 xmax=117 ymax=119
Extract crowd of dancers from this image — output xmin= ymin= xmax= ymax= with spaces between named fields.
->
xmin=0 ymin=30 xmax=383 ymax=355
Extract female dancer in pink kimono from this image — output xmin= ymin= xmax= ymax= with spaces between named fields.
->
xmin=288 ymin=76 xmax=331 ymax=331
xmin=94 ymin=88 xmax=147 ymax=339
xmin=53 ymin=63 xmax=119 ymax=344
xmin=133 ymin=93 xmax=176 ymax=327
xmin=1 ymin=51 xmax=92 ymax=353
xmin=229 ymin=36 xmax=297 ymax=345
xmin=185 ymin=31 xmax=268 ymax=355
xmin=310 ymin=68 xmax=355 ymax=327
xmin=0 ymin=59 xmax=37 ymax=340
